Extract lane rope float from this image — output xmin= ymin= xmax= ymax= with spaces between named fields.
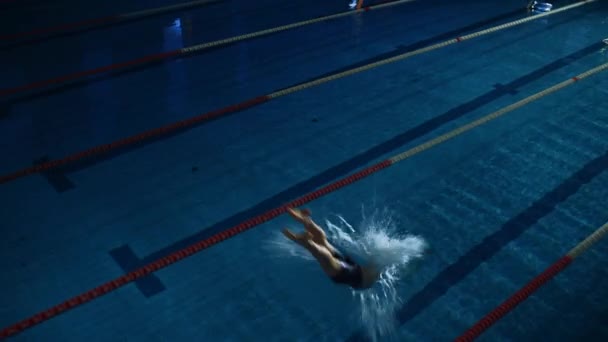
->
xmin=0 ymin=1 xmax=595 ymax=185
xmin=1 ymin=57 xmax=606 ymax=340
xmin=456 ymin=220 xmax=608 ymax=341
xmin=0 ymin=0 xmax=415 ymax=97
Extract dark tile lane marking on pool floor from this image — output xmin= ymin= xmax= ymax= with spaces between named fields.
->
xmin=291 ymin=8 xmax=524 ymax=87
xmin=110 ymin=246 xmax=166 ymax=297
xmin=345 ymin=149 xmax=608 ymax=341
xmin=33 ymin=156 xmax=75 ymax=192
xmin=493 ymin=83 xmax=518 ymax=95
xmin=109 ymin=42 xmax=600 ymax=296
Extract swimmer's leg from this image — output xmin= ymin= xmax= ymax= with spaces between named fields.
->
xmin=282 ymin=228 xmax=312 ymax=246
xmin=302 ymin=240 xmax=342 ymax=277
xmin=287 ymin=207 xmax=339 ymax=252
xmin=283 ymin=227 xmax=341 ymax=277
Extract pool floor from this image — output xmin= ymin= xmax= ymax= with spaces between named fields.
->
xmin=1 ymin=0 xmax=608 ymax=340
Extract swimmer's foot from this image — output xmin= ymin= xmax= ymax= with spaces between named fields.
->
xmin=286 ymin=207 xmax=312 ymax=223
xmin=287 ymin=207 xmax=327 ymax=243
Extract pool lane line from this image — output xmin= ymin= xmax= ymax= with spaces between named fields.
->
xmin=0 ymin=0 xmax=415 ymax=98
xmin=456 ymin=219 xmax=608 ymax=341
xmin=0 ymin=2 xmax=593 ymax=186
xmin=1 ymin=55 xmax=606 ymax=340
xmin=266 ymin=0 xmax=593 ymax=98
xmin=0 ymin=0 xmax=223 ymax=42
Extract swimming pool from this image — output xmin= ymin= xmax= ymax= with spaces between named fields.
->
xmin=1 ymin=0 xmax=607 ymax=340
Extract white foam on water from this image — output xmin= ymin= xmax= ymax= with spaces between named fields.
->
xmin=325 ymin=207 xmax=427 ymax=341
xmin=268 ymin=206 xmax=427 ymax=341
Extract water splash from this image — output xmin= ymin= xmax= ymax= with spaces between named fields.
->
xmin=325 ymin=207 xmax=427 ymax=341
xmin=269 ymin=206 xmax=427 ymax=341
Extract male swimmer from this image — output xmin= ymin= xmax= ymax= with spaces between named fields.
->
xmin=282 ymin=207 xmax=380 ymax=289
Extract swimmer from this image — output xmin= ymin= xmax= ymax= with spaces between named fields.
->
xmin=282 ymin=207 xmax=380 ymax=289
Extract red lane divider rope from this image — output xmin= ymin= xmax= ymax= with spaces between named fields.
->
xmin=455 ymin=256 xmax=572 ymax=342
xmin=2 ymin=50 xmax=181 ymax=96
xmin=0 ymin=95 xmax=269 ymax=185
xmin=0 ymin=0 xmax=222 ymax=42
xmin=457 ymin=219 xmax=608 ymax=340
xmin=0 ymin=160 xmax=392 ymax=339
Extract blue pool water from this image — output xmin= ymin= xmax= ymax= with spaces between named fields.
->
xmin=1 ymin=0 xmax=607 ymax=340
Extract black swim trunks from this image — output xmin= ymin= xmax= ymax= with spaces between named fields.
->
xmin=330 ymin=250 xmax=365 ymax=289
